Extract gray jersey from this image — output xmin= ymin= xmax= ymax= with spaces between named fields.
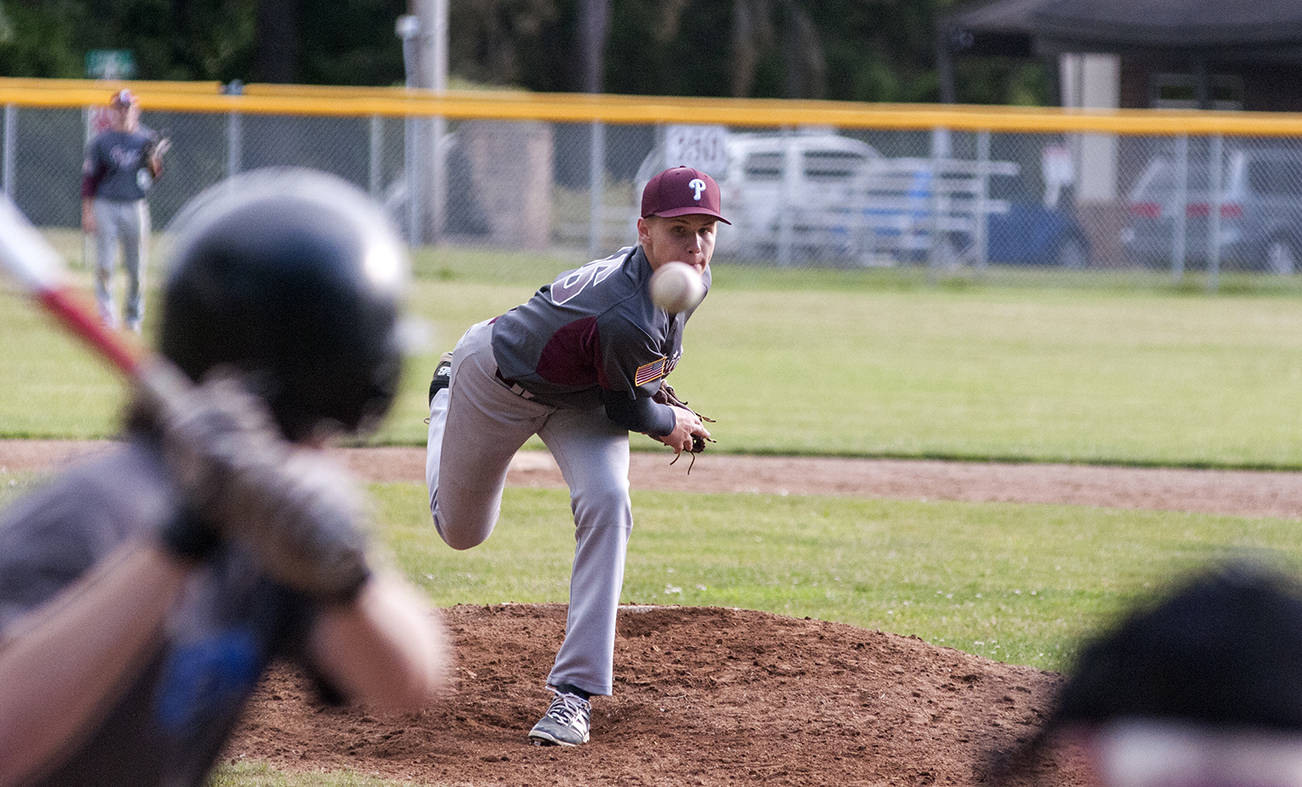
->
xmin=0 ymin=437 xmax=321 ymax=786
xmin=491 ymin=246 xmax=709 ymax=410
xmin=83 ymin=128 xmax=155 ymax=201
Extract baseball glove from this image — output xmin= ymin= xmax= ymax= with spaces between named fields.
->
xmin=143 ymin=131 xmax=171 ymax=160
xmin=654 ymin=382 xmax=715 ymax=472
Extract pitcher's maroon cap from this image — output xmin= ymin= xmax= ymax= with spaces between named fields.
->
xmin=641 ymin=166 xmax=730 ymax=224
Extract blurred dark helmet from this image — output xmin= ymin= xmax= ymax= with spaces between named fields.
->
xmin=159 ymin=168 xmax=409 ymax=442
xmin=987 ymin=561 xmax=1302 ymax=785
xmin=1052 ymin=561 xmax=1302 ymax=732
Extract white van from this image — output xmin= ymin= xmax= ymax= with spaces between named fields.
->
xmin=637 ymin=131 xmax=1016 ymax=265
xmin=1121 ymin=145 xmax=1302 ymax=274
xmin=637 ymin=131 xmax=883 ymax=262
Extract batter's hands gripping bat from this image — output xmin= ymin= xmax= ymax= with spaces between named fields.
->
xmin=0 ymin=194 xmax=371 ymax=601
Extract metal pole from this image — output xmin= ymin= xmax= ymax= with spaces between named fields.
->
xmin=1207 ymin=134 xmax=1223 ymax=292
xmin=429 ymin=0 xmax=448 ymax=241
xmin=397 ymin=13 xmax=421 ymax=245
xmin=777 ymin=130 xmax=795 ymax=267
xmin=368 ymin=114 xmax=383 ymax=200
xmin=3 ymin=105 xmax=15 ymax=198
xmin=581 ymin=0 xmax=610 ymax=259
xmin=226 ymin=112 xmax=242 ymax=180
xmin=223 ymin=80 xmax=243 ymax=181
xmin=974 ymin=129 xmax=990 ymax=270
xmin=1171 ymin=134 xmax=1188 ymax=282
xmin=927 ymin=128 xmax=945 ymax=277
xmin=588 ymin=121 xmax=606 ymax=259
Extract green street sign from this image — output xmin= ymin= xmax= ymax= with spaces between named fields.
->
xmin=86 ymin=49 xmax=136 ymax=80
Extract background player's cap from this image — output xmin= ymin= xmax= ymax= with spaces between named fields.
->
xmin=110 ymin=89 xmax=138 ymax=108
xmin=641 ymin=166 xmax=730 ymax=225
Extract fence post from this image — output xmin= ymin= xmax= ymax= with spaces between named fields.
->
xmin=368 ymin=114 xmax=383 ymax=199
xmin=431 ymin=114 xmax=447 ymax=243
xmin=588 ymin=120 xmax=606 ymax=259
xmin=1206 ymin=133 xmax=1223 ymax=292
xmin=974 ymin=129 xmax=991 ymax=271
xmin=1171 ymin=134 xmax=1188 ymax=282
xmin=927 ymin=127 xmax=945 ymax=279
xmin=405 ymin=113 xmax=422 ymax=246
xmin=225 ymin=110 xmax=242 ymax=180
xmin=2 ymin=105 xmax=14 ymax=199
xmin=777 ymin=128 xmax=795 ymax=267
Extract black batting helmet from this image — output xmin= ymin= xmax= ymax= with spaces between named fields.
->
xmin=159 ymin=168 xmax=408 ymax=441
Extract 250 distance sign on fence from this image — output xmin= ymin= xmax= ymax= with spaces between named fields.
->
xmin=664 ymin=124 xmax=729 ymax=175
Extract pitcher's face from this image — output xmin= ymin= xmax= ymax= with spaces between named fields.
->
xmin=637 ymin=214 xmax=717 ymax=274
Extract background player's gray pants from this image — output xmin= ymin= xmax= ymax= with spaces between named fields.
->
xmin=92 ymin=197 xmax=149 ymax=328
xmin=427 ymin=320 xmax=632 ymax=696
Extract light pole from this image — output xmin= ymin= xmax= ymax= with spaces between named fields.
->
xmin=396 ymin=13 xmax=422 ymax=245
xmin=396 ymin=1 xmax=448 ymax=247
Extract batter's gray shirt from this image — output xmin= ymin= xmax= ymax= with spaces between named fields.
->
xmin=0 ymin=436 xmax=324 ymax=786
xmin=491 ymin=245 xmax=709 ymax=411
xmin=83 ymin=128 xmax=155 ymax=201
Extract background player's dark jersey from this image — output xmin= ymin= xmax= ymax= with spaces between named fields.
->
xmin=491 ymin=246 xmax=709 ymax=410
xmin=83 ymin=128 xmax=156 ymax=200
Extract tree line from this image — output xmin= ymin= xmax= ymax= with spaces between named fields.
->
xmin=0 ymin=1 xmax=1046 ymax=105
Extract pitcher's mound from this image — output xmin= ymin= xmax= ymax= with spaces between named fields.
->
xmin=227 ymin=604 xmax=1089 ymax=784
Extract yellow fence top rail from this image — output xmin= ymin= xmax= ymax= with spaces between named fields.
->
xmin=5 ymin=77 xmax=1302 ymax=137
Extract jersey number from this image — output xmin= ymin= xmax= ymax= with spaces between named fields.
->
xmin=550 ymin=254 xmax=623 ymax=305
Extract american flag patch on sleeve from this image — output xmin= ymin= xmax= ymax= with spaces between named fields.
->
xmin=634 ymin=357 xmax=668 ymax=386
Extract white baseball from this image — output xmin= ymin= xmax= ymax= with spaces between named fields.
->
xmin=649 ymin=261 xmax=705 ymax=313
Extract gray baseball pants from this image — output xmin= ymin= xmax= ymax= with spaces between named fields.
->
xmin=426 ymin=319 xmax=633 ymax=696
xmin=92 ymin=197 xmax=149 ymax=328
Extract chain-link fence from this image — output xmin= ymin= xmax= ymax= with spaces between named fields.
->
xmin=9 ymin=80 xmax=1302 ymax=289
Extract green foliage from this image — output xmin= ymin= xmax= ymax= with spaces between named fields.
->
xmin=162 ymin=0 xmax=257 ymax=82
xmin=0 ymin=2 xmax=87 ymax=77
xmin=0 ymin=1 xmax=1049 ymax=103
xmin=448 ymin=0 xmax=568 ymax=91
xmin=297 ymin=0 xmax=407 ymax=86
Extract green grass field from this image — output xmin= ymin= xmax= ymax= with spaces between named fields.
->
xmin=368 ymin=481 xmax=1302 ymax=671
xmin=2 ymin=239 xmax=1299 ymax=665
xmin=2 ymin=238 xmax=1301 ymax=783
xmin=7 ymin=239 xmax=1302 ymax=468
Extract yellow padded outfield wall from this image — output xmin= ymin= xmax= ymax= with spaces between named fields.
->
xmin=6 ymin=76 xmax=1302 ymax=137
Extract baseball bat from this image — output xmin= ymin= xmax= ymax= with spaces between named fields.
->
xmin=0 ymin=194 xmax=371 ymax=598
xmin=0 ymin=195 xmax=190 ymax=410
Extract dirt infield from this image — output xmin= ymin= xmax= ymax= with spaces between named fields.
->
xmin=233 ymin=605 xmax=1085 ymax=785
xmin=6 ymin=439 xmax=1301 ymax=518
xmin=4 ymin=440 xmax=1299 ymax=784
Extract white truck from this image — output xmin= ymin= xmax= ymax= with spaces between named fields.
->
xmin=637 ymin=129 xmax=1019 ymax=267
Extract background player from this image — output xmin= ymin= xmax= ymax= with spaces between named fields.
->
xmin=81 ymin=88 xmax=168 ymax=332
xmin=425 ymin=165 xmax=724 ymax=746
xmin=0 ymin=169 xmax=449 ymax=785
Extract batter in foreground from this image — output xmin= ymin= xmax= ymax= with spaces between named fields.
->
xmin=425 ymin=165 xmax=725 ymax=746
xmin=0 ymin=169 xmax=449 ymax=785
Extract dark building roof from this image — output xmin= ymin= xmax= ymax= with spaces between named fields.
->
xmin=941 ymin=0 xmax=1042 ymax=57
xmin=942 ymin=0 xmax=1302 ymax=58
xmin=1033 ymin=0 xmax=1302 ymax=50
